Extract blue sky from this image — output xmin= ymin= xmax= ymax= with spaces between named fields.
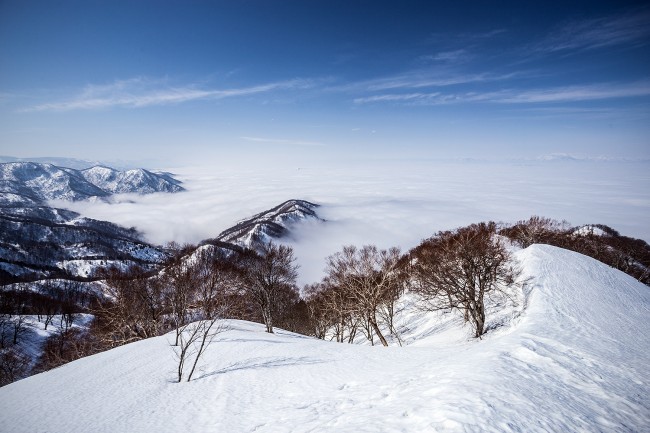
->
xmin=0 ymin=1 xmax=649 ymax=164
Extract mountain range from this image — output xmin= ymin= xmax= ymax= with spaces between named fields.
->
xmin=0 ymin=162 xmax=323 ymax=283
xmin=0 ymin=162 xmax=183 ymax=206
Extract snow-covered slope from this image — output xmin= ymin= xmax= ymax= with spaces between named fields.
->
xmin=0 ymin=162 xmax=184 ymax=206
xmin=215 ymin=199 xmax=322 ymax=248
xmin=0 ymin=205 xmax=168 ymax=280
xmin=0 ymin=162 xmax=183 ymax=280
xmin=0 ymin=162 xmax=109 ymax=205
xmin=1 ymin=245 xmax=648 ymax=432
xmin=81 ymin=166 xmax=183 ymax=195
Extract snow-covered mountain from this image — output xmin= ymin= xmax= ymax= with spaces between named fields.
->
xmin=0 ymin=162 xmax=109 ymax=205
xmin=0 ymin=205 xmax=168 ymax=281
xmin=214 ymin=199 xmax=322 ymax=248
xmin=0 ymin=162 xmax=183 ymax=206
xmin=1 ymin=244 xmax=647 ymax=432
xmin=0 ymin=161 xmax=184 ymax=282
xmin=80 ymin=166 xmax=183 ymax=195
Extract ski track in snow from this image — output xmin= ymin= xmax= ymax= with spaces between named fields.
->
xmin=0 ymin=245 xmax=648 ymax=432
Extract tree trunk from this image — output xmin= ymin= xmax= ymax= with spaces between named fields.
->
xmin=262 ymin=307 xmax=274 ymax=333
xmin=370 ymin=316 xmax=388 ymax=347
xmin=473 ymin=307 xmax=485 ymax=338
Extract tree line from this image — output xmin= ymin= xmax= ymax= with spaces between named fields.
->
xmin=2 ymin=215 xmax=648 ymax=385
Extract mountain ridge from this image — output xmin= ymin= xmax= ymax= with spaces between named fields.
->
xmin=0 ymin=162 xmax=184 ymax=207
xmin=213 ymin=199 xmax=322 ymax=248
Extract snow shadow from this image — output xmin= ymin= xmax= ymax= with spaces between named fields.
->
xmin=198 ymin=356 xmax=328 ymax=379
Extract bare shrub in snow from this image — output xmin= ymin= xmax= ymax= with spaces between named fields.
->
xmin=239 ymin=242 xmax=299 ymax=334
xmin=34 ymin=327 xmax=96 ymax=373
xmin=0 ymin=346 xmax=30 ymax=386
xmin=94 ymin=265 xmax=166 ymax=347
xmin=412 ymin=222 xmax=519 ymax=338
xmin=499 ymin=215 xmax=569 ymax=248
xmin=173 ymin=317 xmax=227 ymax=382
xmin=304 ymin=282 xmax=358 ymax=342
xmin=323 ymin=245 xmax=404 ymax=346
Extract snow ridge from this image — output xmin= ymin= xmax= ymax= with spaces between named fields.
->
xmin=215 ymin=199 xmax=322 ymax=248
xmin=0 ymin=244 xmax=647 ymax=432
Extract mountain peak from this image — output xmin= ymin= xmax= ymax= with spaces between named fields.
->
xmin=215 ymin=199 xmax=322 ymax=248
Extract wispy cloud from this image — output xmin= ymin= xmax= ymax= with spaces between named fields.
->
xmin=240 ymin=136 xmax=325 ymax=147
xmin=419 ymin=49 xmax=471 ymax=63
xmin=536 ymin=8 xmax=650 ymax=53
xmin=426 ymin=28 xmax=507 ymax=46
xmin=332 ymin=70 xmax=521 ymax=93
xmin=23 ymin=77 xmax=315 ymax=112
xmin=354 ymin=81 xmax=650 ymax=105
xmin=353 ymin=93 xmax=439 ymax=104
xmin=496 ymin=81 xmax=650 ymax=103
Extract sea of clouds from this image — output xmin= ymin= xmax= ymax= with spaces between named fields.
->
xmin=57 ymin=159 xmax=650 ymax=285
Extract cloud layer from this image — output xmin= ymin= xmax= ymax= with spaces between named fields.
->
xmin=59 ymin=159 xmax=650 ymax=285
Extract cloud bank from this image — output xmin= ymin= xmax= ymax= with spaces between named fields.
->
xmin=59 ymin=159 xmax=650 ymax=285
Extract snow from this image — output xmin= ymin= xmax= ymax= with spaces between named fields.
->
xmin=2 ymin=314 xmax=94 ymax=370
xmin=573 ymin=225 xmax=607 ymax=237
xmin=0 ymin=245 xmax=648 ymax=432
xmin=0 ymin=161 xmax=183 ymax=206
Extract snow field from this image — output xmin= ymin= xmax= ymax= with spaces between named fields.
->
xmin=0 ymin=245 xmax=648 ymax=432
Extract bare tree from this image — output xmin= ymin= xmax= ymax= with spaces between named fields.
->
xmin=411 ymin=222 xmax=519 ymax=338
xmin=161 ymin=254 xmax=198 ymax=346
xmin=0 ymin=346 xmax=30 ymax=386
xmin=34 ymin=327 xmax=95 ymax=374
xmin=12 ymin=315 xmax=28 ymax=345
xmin=0 ymin=314 xmax=10 ymax=349
xmin=172 ymin=252 xmax=234 ymax=382
xmin=324 ymin=245 xmax=403 ymax=347
xmin=94 ymin=265 xmax=166 ymax=347
xmin=499 ymin=216 xmax=568 ymax=248
xmin=240 ymin=242 xmax=299 ymax=334
xmin=304 ymin=282 xmax=358 ymax=342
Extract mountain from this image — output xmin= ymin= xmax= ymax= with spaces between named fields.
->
xmin=214 ymin=199 xmax=322 ymax=248
xmin=0 ymin=161 xmax=185 ymax=282
xmin=1 ymin=245 xmax=647 ymax=432
xmin=0 ymin=162 xmax=184 ymax=206
xmin=0 ymin=162 xmax=109 ymax=205
xmin=80 ymin=166 xmax=183 ymax=195
xmin=0 ymin=205 xmax=168 ymax=282
xmin=0 ymin=196 xmax=321 ymax=283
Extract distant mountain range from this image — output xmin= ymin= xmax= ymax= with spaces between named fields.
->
xmin=0 ymin=162 xmax=186 ymax=282
xmin=0 ymin=162 xmax=183 ymax=206
xmin=0 ymin=162 xmax=322 ymax=283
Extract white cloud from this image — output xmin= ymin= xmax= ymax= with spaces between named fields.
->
xmin=536 ymin=8 xmax=650 ymax=53
xmin=326 ymin=70 xmax=521 ymax=94
xmin=353 ymin=93 xmax=438 ymax=104
xmin=353 ymin=81 xmax=650 ymax=105
xmin=496 ymin=81 xmax=650 ymax=103
xmin=23 ymin=77 xmax=315 ymax=112
xmin=364 ymin=72 xmax=519 ymax=92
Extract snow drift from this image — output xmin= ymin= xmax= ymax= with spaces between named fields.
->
xmin=0 ymin=245 xmax=648 ymax=432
